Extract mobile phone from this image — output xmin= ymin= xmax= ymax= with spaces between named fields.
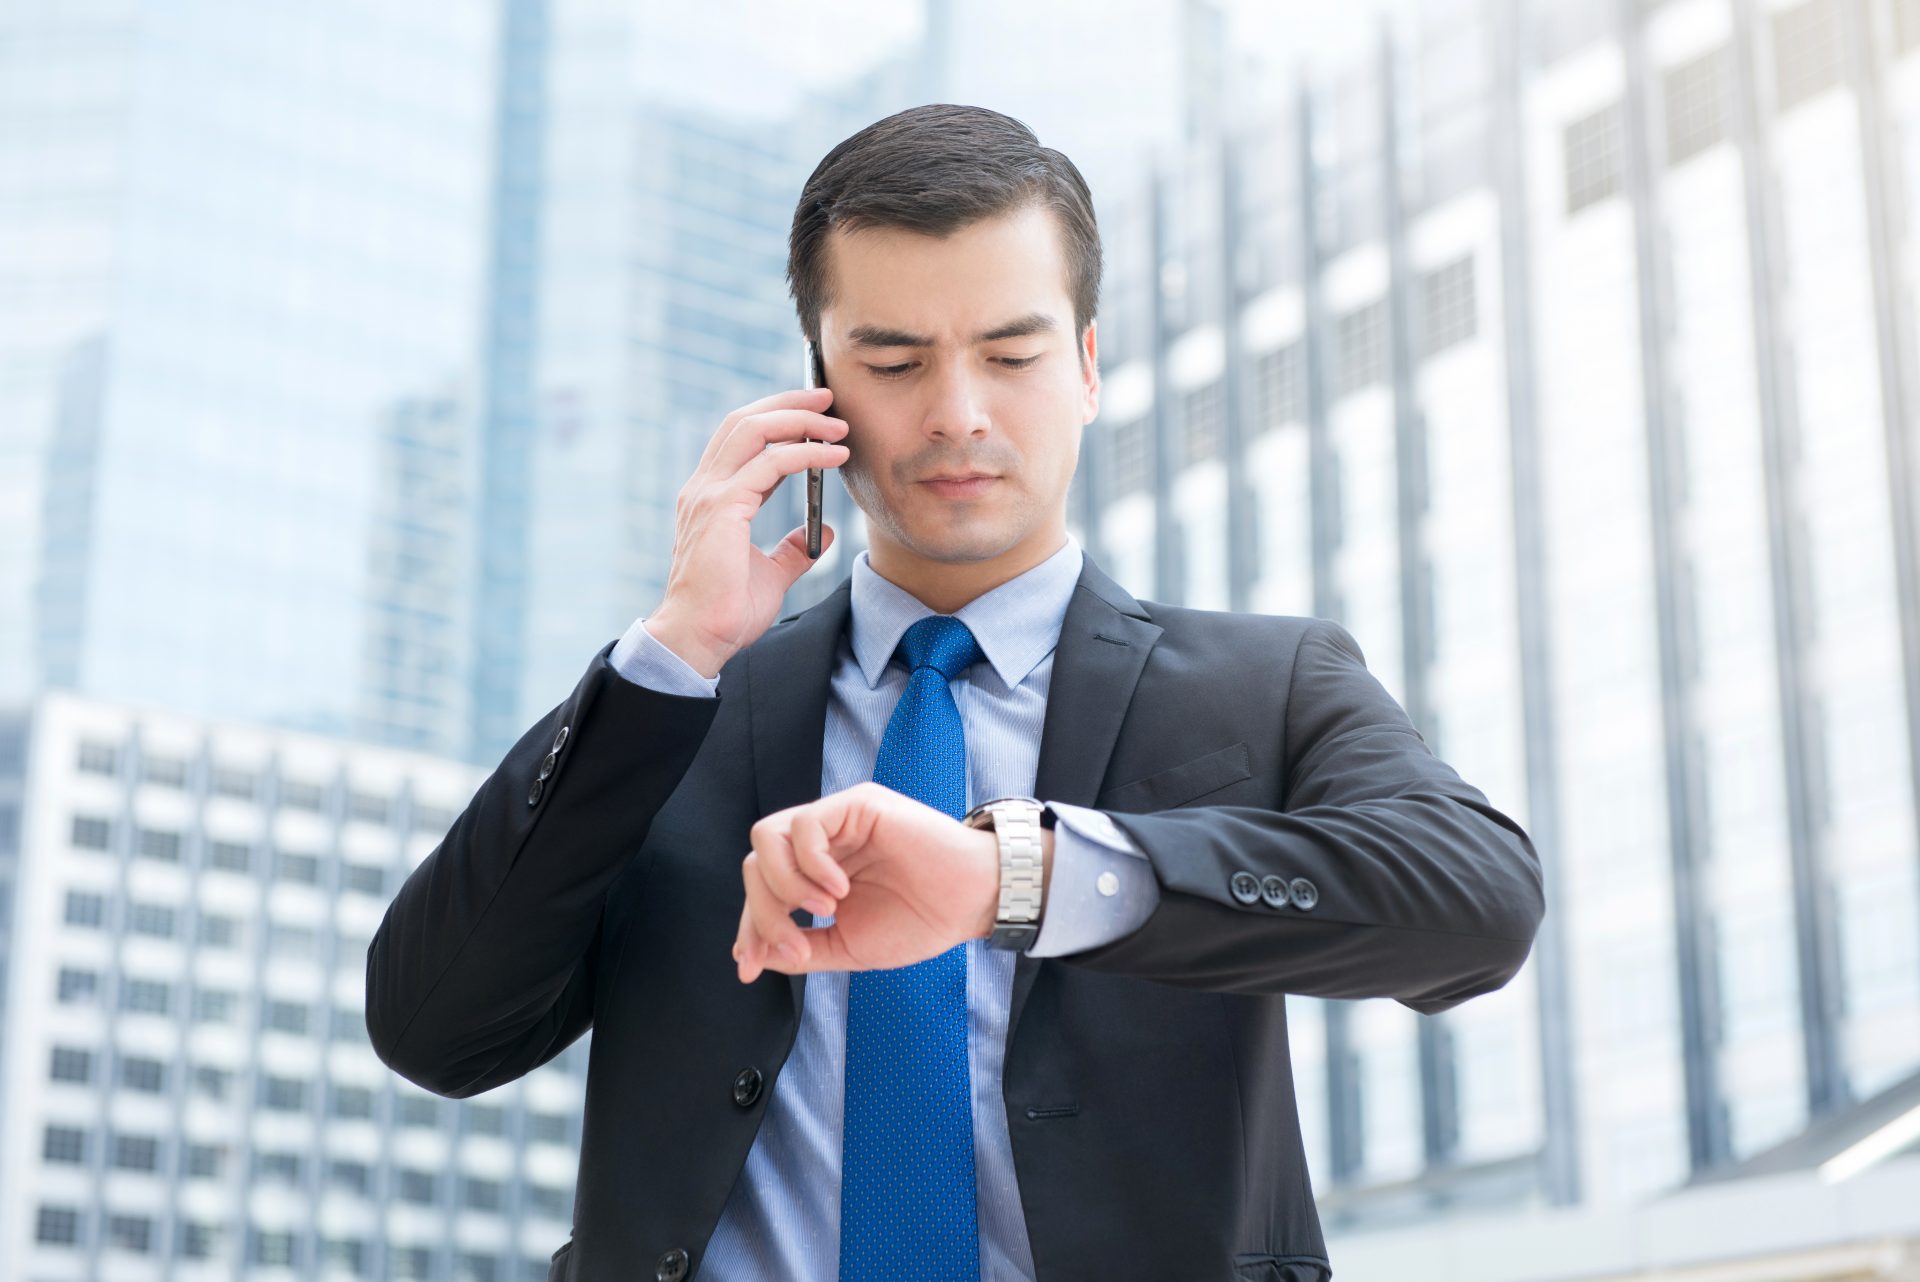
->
xmin=802 ymin=339 xmax=827 ymax=559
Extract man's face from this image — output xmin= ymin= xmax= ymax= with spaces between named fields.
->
xmin=817 ymin=203 xmax=1099 ymax=568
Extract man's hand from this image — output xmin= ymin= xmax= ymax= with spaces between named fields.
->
xmin=732 ymin=781 xmax=1052 ymax=983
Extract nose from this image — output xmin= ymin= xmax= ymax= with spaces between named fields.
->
xmin=920 ymin=358 xmax=992 ymax=442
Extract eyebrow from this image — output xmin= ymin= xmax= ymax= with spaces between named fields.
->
xmin=844 ymin=311 xmax=1059 ymax=350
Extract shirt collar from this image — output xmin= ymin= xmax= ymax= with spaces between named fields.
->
xmin=849 ymin=530 xmax=1085 ymax=691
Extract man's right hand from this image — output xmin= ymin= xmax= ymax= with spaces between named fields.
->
xmin=645 ymin=385 xmax=851 ymax=679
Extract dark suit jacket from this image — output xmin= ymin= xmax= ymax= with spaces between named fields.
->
xmin=366 ymin=552 xmax=1544 ymax=1282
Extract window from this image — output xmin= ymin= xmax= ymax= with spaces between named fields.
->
xmin=57 ymin=966 xmax=98 ymax=1003
xmin=1179 ymin=381 xmax=1225 ymax=467
xmin=348 ymin=791 xmax=392 ymax=826
xmin=197 ymin=913 xmax=240 ymax=948
xmin=332 ymin=1006 xmax=369 ymax=1042
xmin=77 ymin=741 xmax=118 ymax=775
xmin=261 ymin=1075 xmax=307 ymax=1111
xmin=463 ymin=1177 xmax=503 ymax=1211
xmin=43 ymin=1124 xmax=87 ymax=1164
xmin=529 ymin=1111 xmax=569 ymax=1145
xmin=398 ymin=1095 xmax=440 ymax=1129
xmin=192 ymin=1065 xmax=233 ymax=1100
xmin=111 ymin=1134 xmax=159 ymax=1171
xmin=181 ymin=1221 xmax=219 ymax=1259
xmin=119 ymin=1055 xmax=165 ymax=1094
xmin=413 ymin=804 xmax=457 ymax=836
xmin=252 ymin=1229 xmax=296 ymax=1267
xmin=50 ymin=1046 xmax=94 ymax=1083
xmin=108 ymin=1213 xmax=154 ymax=1253
xmin=120 ymin=978 xmax=171 ymax=1015
xmin=270 ymin=924 xmax=316 ymax=959
xmin=1420 ymin=257 xmax=1478 ymax=357
xmin=465 ymin=1103 xmax=506 ymax=1136
xmin=325 ymin=1238 xmax=369 ymax=1276
xmin=254 ymin=1150 xmax=303 ymax=1183
xmin=136 ymin=827 xmax=181 ymax=862
xmin=36 ymin=1204 xmax=81 ymax=1245
xmin=328 ymin=1159 xmax=371 ymax=1194
xmin=183 ymin=1143 xmax=225 ymax=1179
xmin=528 ymin=1183 xmax=571 ymax=1220
xmin=280 ymin=780 xmax=326 ymax=812
xmin=1564 ymin=101 xmax=1624 ymax=213
xmin=1335 ymin=299 xmax=1388 ymax=397
xmin=71 ymin=814 xmax=111 ymax=850
xmin=344 ymin=862 xmax=386 ymax=896
xmin=458 ymin=1251 xmax=501 ymax=1282
xmin=206 ymin=840 xmax=251 ymax=872
xmin=1664 ymin=48 xmax=1731 ymax=166
xmin=265 ymin=999 xmax=309 ymax=1035
xmin=211 ymin=765 xmax=258 ymax=800
xmin=1255 ymin=343 xmax=1304 ymax=430
xmin=390 ymin=1244 xmax=432 ymax=1280
xmin=64 ymin=889 xmax=105 ymax=927
xmin=1774 ymin=0 xmax=1844 ymax=111
xmin=331 ymin=1084 xmax=375 ymax=1119
xmin=1109 ymin=417 xmax=1151 ymax=497
xmin=141 ymin=756 xmax=188 ymax=789
xmin=277 ymin=850 xmax=320 ymax=885
xmin=127 ymin=901 xmax=176 ymax=938
xmin=193 ymin=987 xmax=237 ymax=1024
xmin=398 ymin=1168 xmax=438 ymax=1204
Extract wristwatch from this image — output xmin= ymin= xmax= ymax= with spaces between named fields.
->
xmin=961 ymin=795 xmax=1054 ymax=951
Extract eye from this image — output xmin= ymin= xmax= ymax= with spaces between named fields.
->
xmin=999 ymin=355 xmax=1041 ymax=370
xmin=868 ymin=363 xmax=915 ymax=380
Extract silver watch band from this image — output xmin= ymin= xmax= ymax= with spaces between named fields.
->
xmin=962 ymin=796 xmax=1051 ymax=951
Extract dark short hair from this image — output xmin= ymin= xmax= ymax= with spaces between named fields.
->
xmin=787 ymin=103 xmax=1101 ymax=358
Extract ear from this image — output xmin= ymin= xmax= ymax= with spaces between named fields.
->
xmin=1079 ymin=319 xmax=1100 ymax=424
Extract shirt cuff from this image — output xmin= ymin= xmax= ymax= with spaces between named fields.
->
xmin=1025 ymin=800 xmax=1160 ymax=957
xmin=608 ymin=617 xmax=722 ymax=699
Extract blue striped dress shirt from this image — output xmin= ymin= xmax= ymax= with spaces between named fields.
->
xmin=606 ymin=530 xmax=1160 ymax=1281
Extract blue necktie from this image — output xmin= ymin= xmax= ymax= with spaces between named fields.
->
xmin=839 ymin=614 xmax=984 ymax=1282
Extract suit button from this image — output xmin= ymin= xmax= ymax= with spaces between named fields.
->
xmin=1259 ymin=875 xmax=1291 ymax=908
xmin=1229 ymin=870 xmax=1261 ymax=904
xmin=1289 ymin=877 xmax=1319 ymax=910
xmin=527 ymin=776 xmax=544 ymax=807
xmin=538 ymin=751 xmax=557 ymax=780
xmin=732 ymin=1066 xmax=764 ymax=1108
xmin=552 ymin=724 xmax=570 ymax=754
xmin=656 ymin=1248 xmax=689 ymax=1281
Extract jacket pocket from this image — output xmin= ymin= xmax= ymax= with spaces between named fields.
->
xmin=1098 ymin=741 xmax=1254 ymax=812
xmin=1233 ymin=1253 xmax=1331 ymax=1282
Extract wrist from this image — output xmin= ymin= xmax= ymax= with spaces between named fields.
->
xmin=645 ymin=605 xmax=733 ymax=681
xmin=968 ymin=810 xmax=1054 ymax=943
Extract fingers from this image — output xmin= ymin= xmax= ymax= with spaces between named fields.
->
xmin=733 ymin=438 xmax=850 ymax=502
xmin=708 ymin=403 xmax=847 ymax=483
xmin=696 ymin=387 xmax=835 ymax=475
xmin=788 ymin=809 xmax=851 ymax=899
xmin=741 ymin=852 xmax=812 ymax=976
xmin=768 ymin=522 xmax=834 ymax=585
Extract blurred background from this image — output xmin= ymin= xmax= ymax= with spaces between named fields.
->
xmin=2 ymin=0 xmax=1920 ymax=1278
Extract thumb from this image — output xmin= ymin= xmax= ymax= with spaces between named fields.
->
xmin=769 ymin=521 xmax=833 ymax=586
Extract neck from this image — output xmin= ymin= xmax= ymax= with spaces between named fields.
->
xmin=866 ymin=526 xmax=1069 ymax=616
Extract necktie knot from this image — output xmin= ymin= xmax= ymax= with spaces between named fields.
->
xmin=896 ymin=615 xmax=984 ymax=684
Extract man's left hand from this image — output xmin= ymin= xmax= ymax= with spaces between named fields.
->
xmin=732 ymin=781 xmax=1050 ymax=983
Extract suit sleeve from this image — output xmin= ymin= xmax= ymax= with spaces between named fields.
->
xmin=365 ymin=635 xmax=722 ymax=1097
xmin=1061 ymin=619 xmax=1545 ymax=1015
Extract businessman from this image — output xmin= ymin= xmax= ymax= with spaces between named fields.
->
xmin=366 ymin=103 xmax=1545 ymax=1282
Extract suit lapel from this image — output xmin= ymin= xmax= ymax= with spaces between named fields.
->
xmin=742 ymin=551 xmax=1162 ymax=1027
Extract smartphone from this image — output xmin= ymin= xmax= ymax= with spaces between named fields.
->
xmin=802 ymin=339 xmax=827 ymax=559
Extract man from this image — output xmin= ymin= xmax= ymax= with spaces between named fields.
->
xmin=366 ymin=103 xmax=1544 ymax=1282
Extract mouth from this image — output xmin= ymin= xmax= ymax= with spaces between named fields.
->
xmin=919 ymin=474 xmax=999 ymax=498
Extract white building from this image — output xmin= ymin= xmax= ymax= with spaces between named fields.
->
xmin=0 ymin=690 xmax=584 ymax=1281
